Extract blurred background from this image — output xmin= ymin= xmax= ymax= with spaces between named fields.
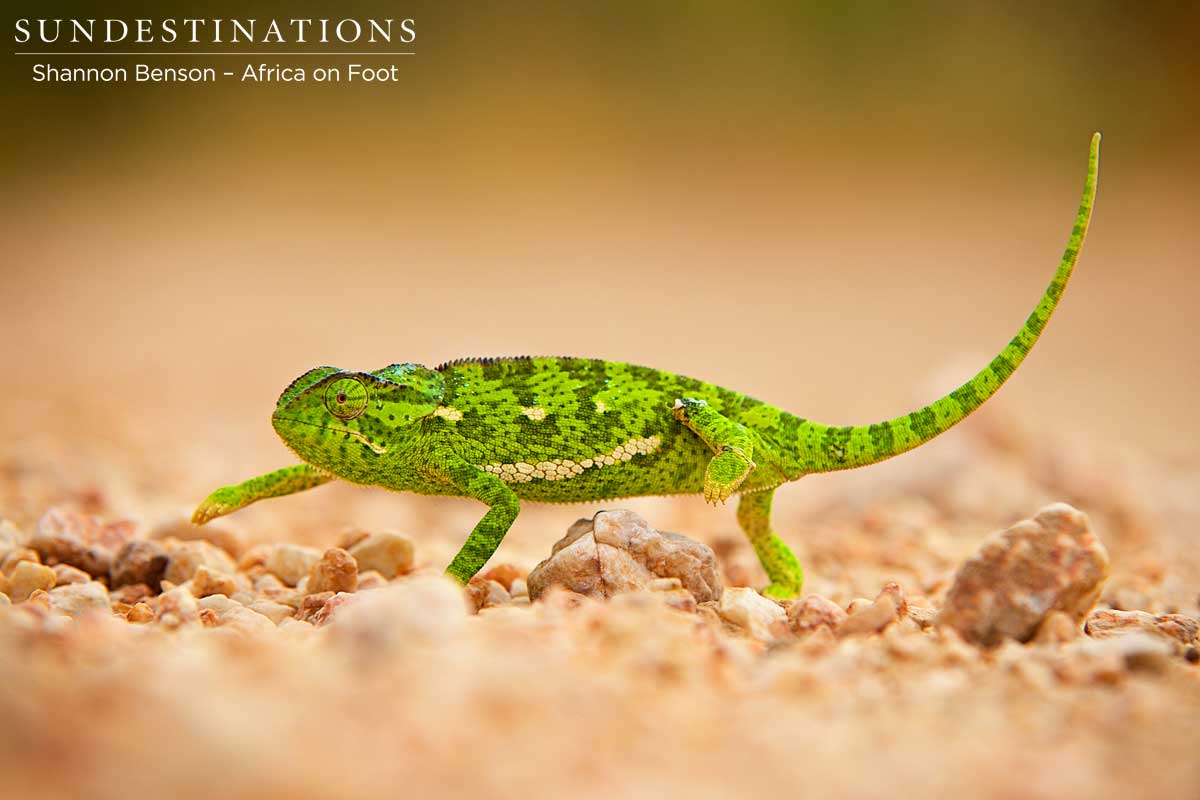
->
xmin=1 ymin=2 xmax=1197 ymax=549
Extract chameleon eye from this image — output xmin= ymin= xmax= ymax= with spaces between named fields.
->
xmin=324 ymin=377 xmax=368 ymax=420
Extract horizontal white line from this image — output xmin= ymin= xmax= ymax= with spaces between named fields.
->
xmin=14 ymin=52 xmax=415 ymax=56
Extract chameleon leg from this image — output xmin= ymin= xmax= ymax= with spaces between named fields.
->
xmin=736 ymin=489 xmax=804 ymax=599
xmin=192 ymin=464 xmax=333 ymax=524
xmin=672 ymin=397 xmax=756 ymax=504
xmin=439 ymin=457 xmax=522 ymax=583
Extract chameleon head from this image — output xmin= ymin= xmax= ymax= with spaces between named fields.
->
xmin=271 ymin=364 xmax=444 ymax=481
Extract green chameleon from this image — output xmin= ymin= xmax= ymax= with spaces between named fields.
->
xmin=195 ymin=134 xmax=1100 ymax=598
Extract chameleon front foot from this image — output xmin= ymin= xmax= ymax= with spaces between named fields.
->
xmin=192 ymin=486 xmax=248 ymax=525
xmin=703 ymin=446 xmax=755 ymax=505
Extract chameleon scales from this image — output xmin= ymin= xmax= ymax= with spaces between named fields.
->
xmin=194 ymin=133 xmax=1100 ymax=599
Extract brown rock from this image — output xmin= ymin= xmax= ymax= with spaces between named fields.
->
xmin=191 ymin=565 xmax=237 ymax=598
xmin=8 ymin=560 xmax=56 ymax=602
xmin=110 ymin=583 xmax=154 ymax=605
xmin=312 ymin=592 xmax=357 ymax=626
xmin=265 ymin=543 xmax=321 ymax=586
xmin=936 ymin=503 xmax=1109 ymax=647
xmin=347 ymin=532 xmax=414 ymax=579
xmin=111 ymin=540 xmax=169 ymax=590
xmin=307 ymin=548 xmax=359 ymax=595
xmin=126 ymin=602 xmax=154 ymax=623
xmin=48 ymin=581 xmax=111 ymax=618
xmin=29 ymin=509 xmax=113 ymax=577
xmin=163 ymin=540 xmax=237 ymax=585
xmin=1 ymin=548 xmax=40 ymax=574
xmin=527 ymin=510 xmax=723 ymax=603
xmin=298 ymin=591 xmax=335 ymax=623
xmin=788 ymin=594 xmax=848 ymax=636
xmin=1085 ymin=609 xmax=1198 ymax=646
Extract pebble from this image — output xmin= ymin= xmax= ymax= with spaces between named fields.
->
xmin=717 ymin=586 xmax=788 ymax=641
xmin=218 ymin=605 xmax=278 ymax=636
xmin=307 ymin=548 xmax=359 ymax=595
xmin=330 ymin=575 xmax=468 ymax=650
xmin=111 ymin=540 xmax=169 ymax=590
xmin=478 ymin=563 xmax=525 ymax=591
xmin=527 ymin=510 xmax=723 ymax=603
xmin=1034 ymin=610 xmax=1082 ymax=644
xmin=191 ymin=565 xmax=237 ymax=598
xmin=467 ymin=578 xmax=511 ymax=612
xmin=48 ymin=581 xmax=111 ymax=618
xmin=125 ymin=602 xmax=154 ymax=623
xmin=29 ymin=509 xmax=113 ymax=577
xmin=788 ymin=594 xmax=848 ymax=636
xmin=51 ymin=563 xmax=91 ymax=586
xmin=936 ymin=503 xmax=1109 ymax=647
xmin=839 ymin=590 xmax=901 ymax=637
xmin=1084 ymin=609 xmax=1198 ymax=646
xmin=7 ymin=560 xmax=56 ymax=602
xmin=151 ymin=516 xmax=247 ymax=558
xmin=2 ymin=548 xmax=40 ymax=574
xmin=163 ymin=540 xmax=238 ymax=585
xmin=155 ymin=585 xmax=200 ymax=628
xmin=347 ymin=532 xmax=414 ymax=579
xmin=247 ymin=599 xmax=294 ymax=625
xmin=265 ymin=543 xmax=322 ymax=586
xmin=356 ymin=570 xmax=388 ymax=591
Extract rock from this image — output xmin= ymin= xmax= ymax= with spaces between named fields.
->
xmin=478 ymin=563 xmax=525 ymax=591
xmin=1035 ymin=610 xmax=1082 ymax=644
xmin=509 ymin=578 xmax=528 ymax=598
xmin=527 ymin=510 xmax=723 ymax=603
xmin=307 ymin=548 xmax=359 ymax=595
xmin=126 ymin=602 xmax=154 ymax=623
xmin=163 ymin=540 xmax=237 ymax=586
xmin=265 ymin=543 xmax=321 ymax=586
xmin=247 ymin=600 xmax=294 ymax=625
xmin=788 ymin=594 xmax=848 ymax=636
xmin=467 ymin=578 xmax=511 ymax=612
xmin=298 ymin=592 xmax=335 ymax=623
xmin=218 ymin=605 xmax=277 ymax=636
xmin=155 ymin=585 xmax=200 ymax=628
xmin=936 ymin=503 xmax=1109 ymax=647
xmin=110 ymin=583 xmax=154 ymax=605
xmin=51 ymin=563 xmax=90 ymax=586
xmin=329 ymin=575 xmax=469 ymax=651
xmin=0 ymin=592 xmax=9 ymax=606
xmin=839 ymin=590 xmax=902 ymax=637
xmin=717 ymin=586 xmax=788 ymax=641
xmin=312 ymin=592 xmax=357 ymax=626
xmin=1 ymin=548 xmax=39 ymax=574
xmin=151 ymin=516 xmax=247 ymax=558
xmin=48 ymin=581 xmax=111 ymax=618
xmin=7 ymin=560 xmax=56 ymax=602
xmin=357 ymin=570 xmax=388 ymax=591
xmin=29 ymin=509 xmax=114 ymax=577
xmin=0 ymin=519 xmax=22 ymax=560
xmin=347 ymin=532 xmax=414 ymax=579
xmin=197 ymin=594 xmax=239 ymax=614
xmin=838 ymin=584 xmax=907 ymax=637
xmin=191 ymin=565 xmax=237 ymax=598
xmin=1085 ymin=609 xmax=1198 ymax=646
xmin=1074 ymin=631 xmax=1174 ymax=674
xmin=111 ymin=540 xmax=169 ymax=589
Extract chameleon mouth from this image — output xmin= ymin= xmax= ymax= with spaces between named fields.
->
xmin=273 ymin=416 xmax=389 ymax=455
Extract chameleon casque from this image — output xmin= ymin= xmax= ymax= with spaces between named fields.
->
xmin=194 ymin=134 xmax=1100 ymax=598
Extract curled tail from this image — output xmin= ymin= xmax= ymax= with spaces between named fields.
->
xmin=799 ymin=132 xmax=1100 ymax=473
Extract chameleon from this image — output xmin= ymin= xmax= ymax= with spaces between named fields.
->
xmin=194 ymin=133 xmax=1100 ymax=599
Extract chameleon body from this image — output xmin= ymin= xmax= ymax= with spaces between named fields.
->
xmin=194 ymin=134 xmax=1100 ymax=598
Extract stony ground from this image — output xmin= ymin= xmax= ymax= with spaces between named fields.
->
xmin=1 ymin=407 xmax=1197 ymax=800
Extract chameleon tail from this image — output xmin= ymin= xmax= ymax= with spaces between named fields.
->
xmin=798 ymin=132 xmax=1100 ymax=473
